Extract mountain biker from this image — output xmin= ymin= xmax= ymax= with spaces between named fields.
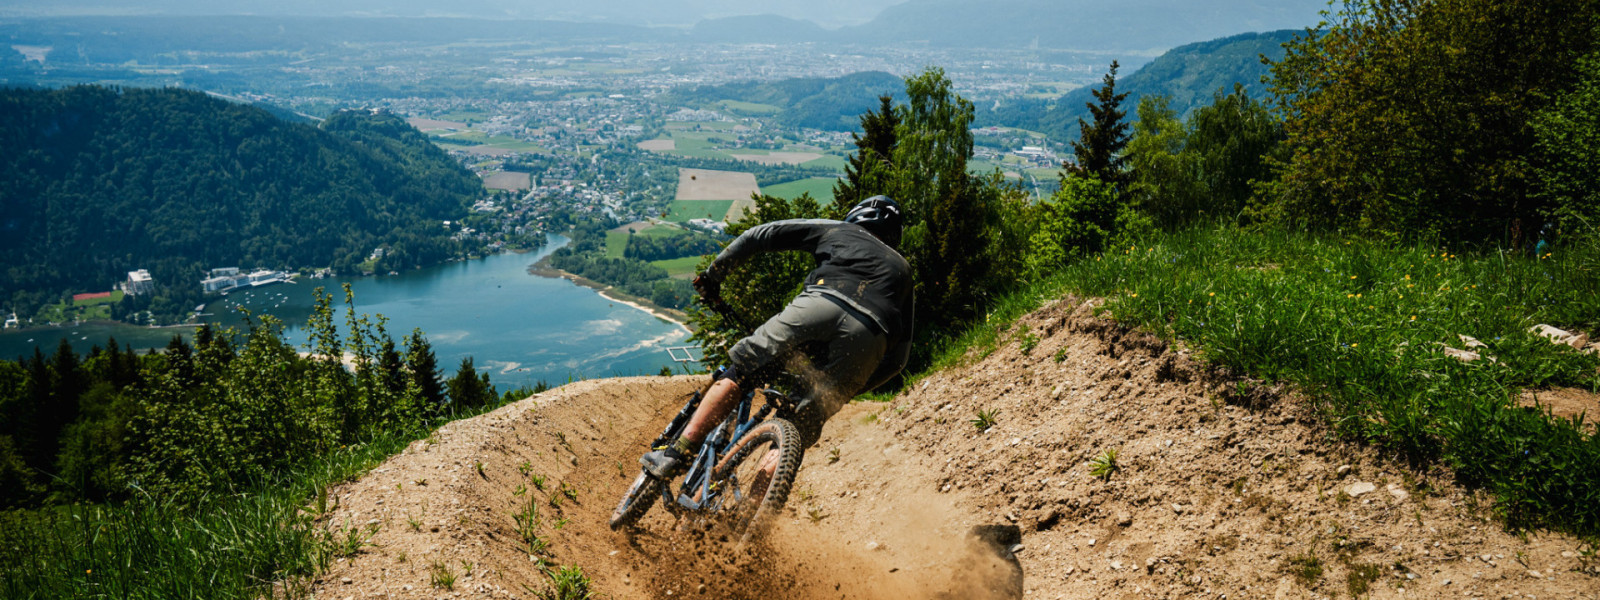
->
xmin=640 ymin=195 xmax=914 ymax=479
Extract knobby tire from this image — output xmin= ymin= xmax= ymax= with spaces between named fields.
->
xmin=709 ymin=418 xmax=804 ymax=543
xmin=609 ymin=472 xmax=663 ymax=530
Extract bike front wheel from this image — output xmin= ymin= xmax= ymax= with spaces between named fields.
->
xmin=609 ymin=471 xmax=663 ymax=530
xmin=708 ymin=418 xmax=804 ymax=542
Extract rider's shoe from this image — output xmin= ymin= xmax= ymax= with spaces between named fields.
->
xmin=640 ymin=437 xmax=698 ymax=479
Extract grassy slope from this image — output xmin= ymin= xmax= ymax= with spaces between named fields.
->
xmin=919 ymin=224 xmax=1600 ymax=535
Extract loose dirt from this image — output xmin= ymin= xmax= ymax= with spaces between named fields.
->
xmin=311 ymin=298 xmax=1599 ymax=600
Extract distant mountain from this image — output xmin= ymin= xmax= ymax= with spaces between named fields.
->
xmin=668 ymin=71 xmax=906 ymax=131
xmin=0 ymin=86 xmax=480 ymax=314
xmin=0 ymin=0 xmax=898 ymax=27
xmin=982 ymin=30 xmax=1300 ymax=141
xmin=690 ymin=14 xmax=829 ymax=44
xmin=840 ymin=0 xmax=1323 ymax=51
xmin=0 ymin=16 xmax=661 ymax=64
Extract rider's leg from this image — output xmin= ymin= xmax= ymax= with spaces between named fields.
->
xmin=681 ymin=377 xmax=740 ymax=443
xmin=641 ymin=293 xmax=849 ymax=479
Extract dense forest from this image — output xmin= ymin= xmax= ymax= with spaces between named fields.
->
xmin=0 ymin=287 xmax=520 ymax=508
xmin=0 ymin=86 xmax=482 ymax=322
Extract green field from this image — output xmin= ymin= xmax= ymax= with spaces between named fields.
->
xmin=762 ymin=177 xmax=839 ymax=203
xmin=603 ymin=232 xmax=628 ymax=258
xmin=633 ymin=224 xmax=683 ymax=237
xmin=435 ymin=108 xmax=489 ymax=123
xmin=665 ymin=200 xmax=735 ymax=222
xmin=650 ymin=256 xmax=705 ymax=278
xmin=37 ymin=290 xmax=125 ymax=323
xmin=799 ymin=154 xmax=847 ymax=170
xmin=717 ymin=100 xmax=781 ymax=116
xmin=665 ymin=121 xmax=739 ymax=132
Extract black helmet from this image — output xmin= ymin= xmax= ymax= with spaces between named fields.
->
xmin=844 ymin=195 xmax=904 ymax=248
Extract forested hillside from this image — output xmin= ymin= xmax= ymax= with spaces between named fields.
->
xmin=982 ymin=30 xmax=1297 ymax=140
xmin=0 ymin=86 xmax=481 ymax=320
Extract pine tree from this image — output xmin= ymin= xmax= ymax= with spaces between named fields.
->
xmin=832 ymin=94 xmax=901 ymax=215
xmin=1069 ymin=61 xmax=1132 ymax=187
xmin=446 ymin=357 xmax=494 ymax=411
xmin=405 ymin=329 xmax=445 ymax=412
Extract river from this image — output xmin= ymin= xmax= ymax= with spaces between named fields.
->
xmin=0 ymin=235 xmax=697 ymax=388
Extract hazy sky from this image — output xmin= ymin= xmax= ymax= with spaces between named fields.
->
xmin=0 ymin=0 xmax=907 ymax=27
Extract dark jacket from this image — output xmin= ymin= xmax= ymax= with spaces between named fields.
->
xmin=708 ymin=219 xmax=914 ymax=385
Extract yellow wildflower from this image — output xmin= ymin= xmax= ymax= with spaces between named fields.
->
xmin=1410 ymin=315 xmax=1416 ymax=321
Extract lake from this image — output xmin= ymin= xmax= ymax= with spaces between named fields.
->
xmin=0 ymin=235 xmax=697 ymax=388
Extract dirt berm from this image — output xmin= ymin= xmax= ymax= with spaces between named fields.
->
xmin=312 ymin=297 xmax=1598 ymax=600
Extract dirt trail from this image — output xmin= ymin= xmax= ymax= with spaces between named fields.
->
xmin=312 ymin=300 xmax=1599 ymax=600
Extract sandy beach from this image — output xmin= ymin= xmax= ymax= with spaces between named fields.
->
xmin=595 ymin=288 xmax=691 ymax=334
xmin=526 ymin=261 xmax=692 ymax=333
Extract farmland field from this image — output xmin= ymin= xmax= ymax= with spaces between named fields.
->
xmin=603 ymin=232 xmax=628 ymax=258
xmin=799 ymin=154 xmax=847 ymax=170
xmin=650 ymin=256 xmax=704 ymax=278
xmin=675 ymin=168 xmax=759 ymax=201
xmin=636 ymin=139 xmax=675 ymax=151
xmin=665 ymin=200 xmax=736 ymax=223
xmin=717 ymin=99 xmax=781 ymax=115
xmin=405 ymin=117 xmax=467 ymax=132
xmin=762 ymin=177 xmax=838 ymax=203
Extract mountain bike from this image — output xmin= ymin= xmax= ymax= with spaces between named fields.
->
xmin=608 ymin=300 xmax=808 ymax=542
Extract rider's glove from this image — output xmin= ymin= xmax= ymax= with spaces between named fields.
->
xmin=693 ymin=272 xmax=722 ymax=303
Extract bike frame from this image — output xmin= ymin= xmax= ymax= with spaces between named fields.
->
xmin=648 ymin=380 xmax=790 ymax=514
xmin=634 ymin=296 xmax=799 ymax=517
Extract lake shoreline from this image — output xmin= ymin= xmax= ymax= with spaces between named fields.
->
xmin=526 ymin=260 xmax=693 ymax=332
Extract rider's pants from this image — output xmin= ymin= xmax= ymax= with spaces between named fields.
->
xmin=727 ymin=291 xmax=887 ymax=447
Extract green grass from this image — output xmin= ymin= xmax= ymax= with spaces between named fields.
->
xmin=921 ymin=224 xmax=1600 ymax=535
xmin=717 ymin=99 xmax=781 ymax=115
xmin=798 ymin=154 xmax=847 ymax=171
xmin=762 ymin=177 xmax=838 ymax=203
xmin=664 ymin=200 xmax=735 ymax=223
xmin=0 ymin=402 xmax=511 ymax=599
xmin=650 ymin=256 xmax=705 ymax=277
xmin=603 ymin=232 xmax=628 ymax=259
xmin=36 ymin=291 xmax=125 ymax=322
xmin=631 ymin=224 xmax=682 ymax=238
xmin=0 ymin=433 xmax=412 ymax=599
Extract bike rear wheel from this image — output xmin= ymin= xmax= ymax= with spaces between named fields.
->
xmin=609 ymin=472 xmax=663 ymax=530
xmin=709 ymin=418 xmax=804 ymax=542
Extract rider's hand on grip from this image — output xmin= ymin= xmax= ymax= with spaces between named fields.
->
xmin=693 ymin=273 xmax=721 ymax=303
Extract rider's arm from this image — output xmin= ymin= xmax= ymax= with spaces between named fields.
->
xmin=704 ymin=219 xmax=833 ymax=280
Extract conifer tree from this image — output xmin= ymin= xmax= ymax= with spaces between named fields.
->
xmin=447 ymin=357 xmax=495 ymax=411
xmin=832 ymin=94 xmax=901 ymax=214
xmin=405 ymin=329 xmax=446 ymax=411
xmin=1069 ymin=61 xmax=1132 ymax=187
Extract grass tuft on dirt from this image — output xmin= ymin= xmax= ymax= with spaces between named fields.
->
xmin=921 ymin=223 xmax=1600 ymax=536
